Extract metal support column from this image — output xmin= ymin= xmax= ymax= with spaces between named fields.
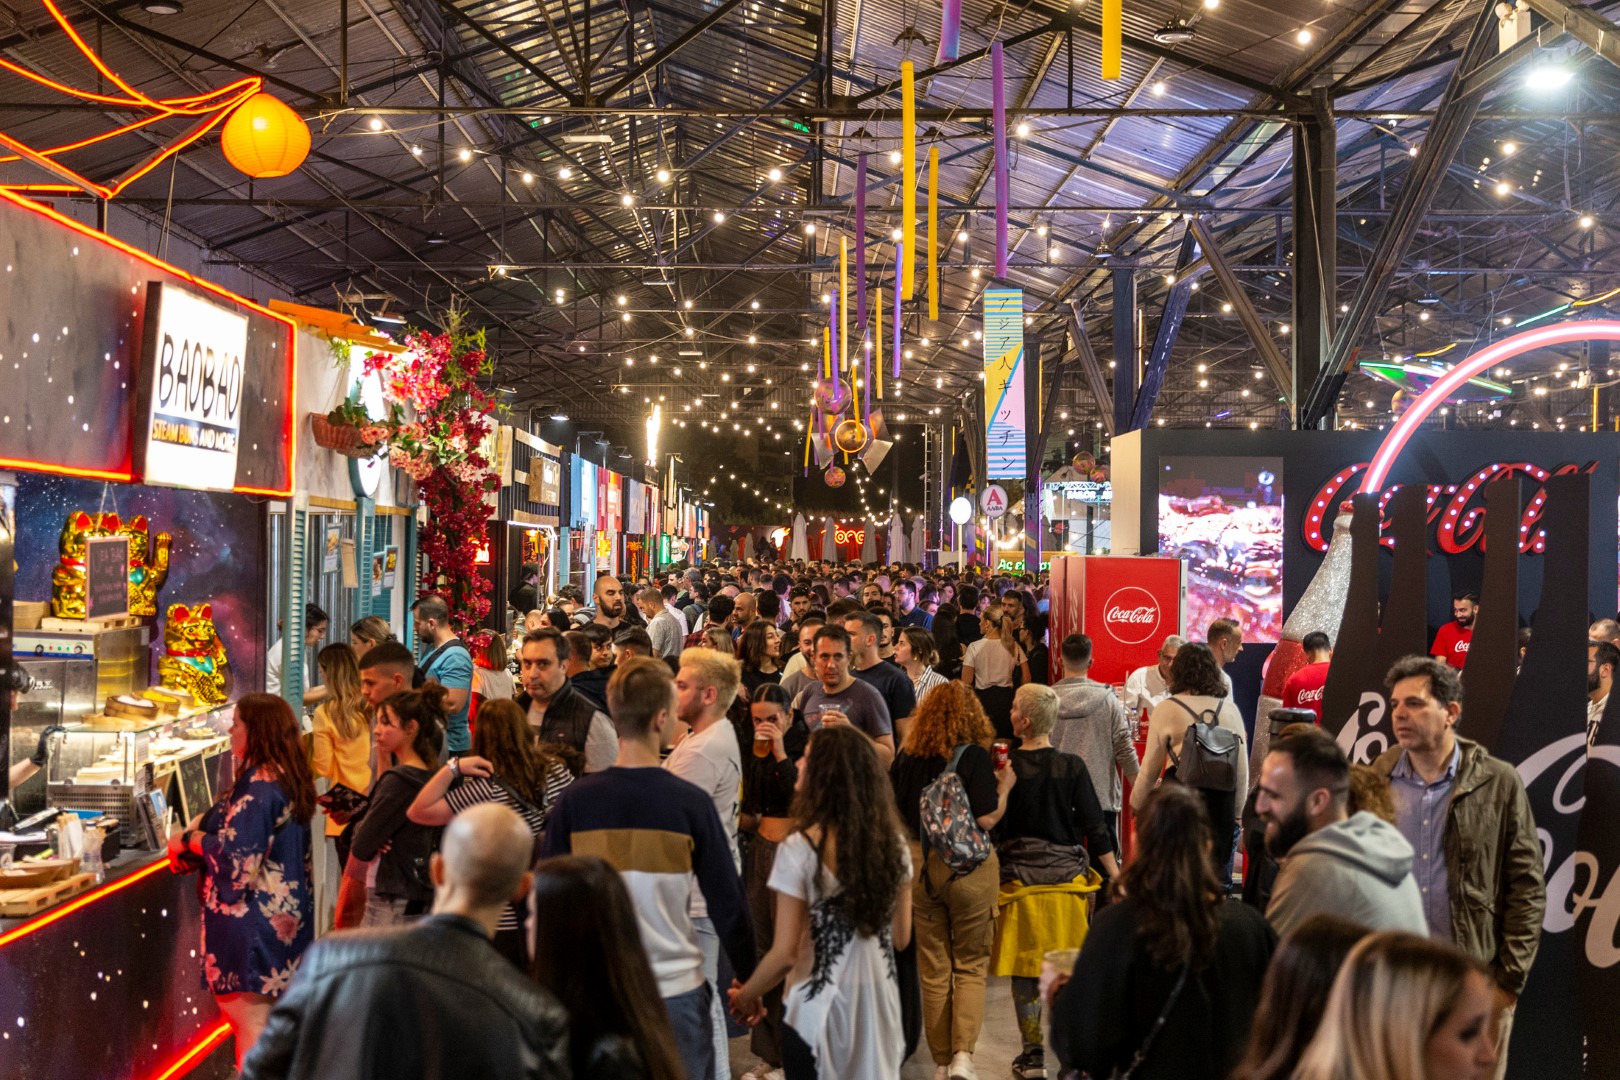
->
xmin=1132 ymin=230 xmax=1202 ymax=431
xmin=1112 ymin=269 xmax=1137 ymax=437
xmin=1592 ymin=340 xmax=1613 ymax=431
xmin=1025 ymin=336 xmax=1047 ymax=576
xmin=1293 ymin=88 xmax=1337 ymax=428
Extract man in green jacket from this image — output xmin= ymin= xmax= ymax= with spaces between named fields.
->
xmin=1375 ymin=655 xmax=1545 ymax=1076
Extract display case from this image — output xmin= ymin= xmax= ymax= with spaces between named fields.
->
xmin=7 ymin=656 xmax=97 ymax=814
xmin=45 ymin=707 xmax=231 ymax=843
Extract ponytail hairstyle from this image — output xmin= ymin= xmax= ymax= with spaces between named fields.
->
xmin=382 ymin=683 xmax=447 ymax=768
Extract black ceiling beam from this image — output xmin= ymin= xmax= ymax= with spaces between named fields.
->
xmin=594 ymin=0 xmax=748 ymax=103
xmin=427 ymin=0 xmax=580 ymax=106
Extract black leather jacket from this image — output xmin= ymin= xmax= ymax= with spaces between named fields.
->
xmin=241 ymin=915 xmax=572 ymax=1080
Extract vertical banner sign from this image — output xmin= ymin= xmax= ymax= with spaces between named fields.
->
xmin=901 ymin=62 xmax=917 ymax=300
xmin=992 ymin=42 xmax=1010 ymax=280
xmin=928 ymin=146 xmax=940 ymax=322
xmin=983 ymin=288 xmax=1026 ymax=479
xmin=1101 ymin=0 xmax=1122 ymax=78
xmin=136 ymin=282 xmax=248 ymax=492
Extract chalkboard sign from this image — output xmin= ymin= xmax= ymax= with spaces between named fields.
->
xmin=84 ymin=535 xmax=129 ymax=619
xmin=176 ymin=752 xmax=213 ymax=823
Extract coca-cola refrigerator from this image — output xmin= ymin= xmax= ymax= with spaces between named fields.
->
xmin=1047 ymin=554 xmax=1186 ymax=684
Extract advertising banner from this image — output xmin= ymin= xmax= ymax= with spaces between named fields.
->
xmin=1051 ymin=555 xmax=1183 ymax=686
xmin=981 ymin=287 xmax=1025 ymax=479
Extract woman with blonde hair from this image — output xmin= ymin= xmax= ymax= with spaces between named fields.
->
xmin=1293 ymin=931 xmax=1498 ymax=1080
xmin=960 ymin=603 xmax=1030 ymax=739
xmin=309 ymin=644 xmax=373 ymax=932
xmin=889 ymin=680 xmax=1015 ymax=1080
xmin=348 ymin=615 xmax=394 ymax=659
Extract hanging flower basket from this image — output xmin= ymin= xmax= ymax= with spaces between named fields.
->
xmin=310 ymin=412 xmax=379 ymax=459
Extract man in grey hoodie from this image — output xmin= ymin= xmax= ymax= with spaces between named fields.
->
xmin=1256 ymin=728 xmax=1429 ymax=937
xmin=1050 ymin=632 xmax=1140 ymax=855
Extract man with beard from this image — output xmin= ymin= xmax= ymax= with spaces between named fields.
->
xmin=1255 ymin=728 xmax=1427 ymax=937
xmin=1589 ymin=639 xmax=1619 ymax=748
xmin=574 ymin=574 xmax=632 ymax=632
xmin=1430 ymin=590 xmax=1478 ymax=669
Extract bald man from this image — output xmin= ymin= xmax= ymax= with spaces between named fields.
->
xmin=242 ymin=804 xmax=570 ymax=1080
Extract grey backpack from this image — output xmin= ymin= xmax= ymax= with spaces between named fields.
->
xmin=1167 ymin=698 xmax=1240 ymax=793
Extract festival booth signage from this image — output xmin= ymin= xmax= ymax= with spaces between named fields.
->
xmin=1047 ymin=555 xmax=1184 ymax=686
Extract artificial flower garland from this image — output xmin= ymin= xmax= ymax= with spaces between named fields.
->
xmin=360 ymin=310 xmax=500 ymax=635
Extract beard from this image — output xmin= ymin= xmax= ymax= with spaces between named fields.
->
xmin=1591 ymin=668 xmax=1604 ymax=694
xmin=1264 ymin=805 xmax=1312 ymax=859
xmin=1455 ymin=613 xmax=1475 ymax=628
xmin=602 ymin=599 xmax=624 ymax=618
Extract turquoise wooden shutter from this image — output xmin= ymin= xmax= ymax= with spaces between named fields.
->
xmin=278 ymin=496 xmax=309 ymax=710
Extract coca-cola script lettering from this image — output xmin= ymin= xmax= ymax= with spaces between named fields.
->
xmin=1303 ymin=460 xmax=1599 ymax=555
xmin=1102 ymin=587 xmax=1160 ymax=645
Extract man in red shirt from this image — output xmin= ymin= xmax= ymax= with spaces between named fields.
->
xmin=1430 ymin=591 xmax=1478 ymax=669
xmin=1281 ymin=631 xmax=1333 ymax=721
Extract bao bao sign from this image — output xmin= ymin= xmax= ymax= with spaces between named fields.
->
xmin=136 ymin=281 xmax=248 ymax=492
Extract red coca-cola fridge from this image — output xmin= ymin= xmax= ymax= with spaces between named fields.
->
xmin=1048 ymin=554 xmax=1186 ymax=684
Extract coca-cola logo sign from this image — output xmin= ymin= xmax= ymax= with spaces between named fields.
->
xmin=1103 ymin=586 xmax=1161 ymax=645
xmin=1304 ymin=459 xmax=1599 ymax=555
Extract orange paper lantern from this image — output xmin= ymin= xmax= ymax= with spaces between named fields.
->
xmin=221 ymin=92 xmax=310 ymax=178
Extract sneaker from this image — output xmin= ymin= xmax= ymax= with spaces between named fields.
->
xmin=950 ymin=1051 xmax=978 ymax=1080
xmin=1011 ymin=1049 xmax=1047 ymax=1079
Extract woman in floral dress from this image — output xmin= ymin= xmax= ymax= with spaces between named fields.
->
xmin=168 ymin=693 xmax=316 ymax=1064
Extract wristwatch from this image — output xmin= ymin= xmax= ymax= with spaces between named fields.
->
xmin=448 ymin=757 xmax=461 ymax=778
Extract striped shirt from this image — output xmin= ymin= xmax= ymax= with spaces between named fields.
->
xmin=444 ymin=763 xmax=573 ymax=931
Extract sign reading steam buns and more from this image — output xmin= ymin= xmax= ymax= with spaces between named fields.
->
xmin=136 ymin=282 xmax=249 ymax=492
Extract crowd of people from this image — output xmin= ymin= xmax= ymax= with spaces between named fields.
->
xmin=157 ymin=556 xmax=1551 ymax=1080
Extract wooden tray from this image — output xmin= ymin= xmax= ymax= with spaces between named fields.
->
xmin=0 ymin=872 xmax=97 ymax=917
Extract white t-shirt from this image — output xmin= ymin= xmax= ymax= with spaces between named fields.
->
xmin=663 ymin=718 xmax=741 ymax=919
xmin=962 ymin=637 xmax=1027 ymax=689
xmin=264 ymin=638 xmax=309 ymax=697
xmin=1123 ymin=663 xmax=1170 ymax=715
xmin=769 ymin=832 xmax=910 ymax=1077
xmin=472 ymin=666 xmax=515 ymax=702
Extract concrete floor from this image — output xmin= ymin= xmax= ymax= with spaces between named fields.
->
xmin=728 ymin=974 xmax=1034 ymax=1080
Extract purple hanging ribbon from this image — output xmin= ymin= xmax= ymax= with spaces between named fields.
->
xmin=830 ymin=285 xmax=840 ymax=381
xmin=938 ymin=0 xmax=963 ymax=62
xmin=892 ymin=246 xmax=902 ymax=379
xmin=856 ymin=154 xmax=869 ymax=334
xmin=992 ymin=41 xmax=1009 ymax=279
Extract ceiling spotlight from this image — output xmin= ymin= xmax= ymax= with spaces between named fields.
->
xmin=410 ymin=144 xmax=423 ymax=157
xmin=957 ymin=230 xmax=969 ymax=243
xmin=804 ymin=222 xmax=817 ymax=235
xmin=1501 ymin=141 xmax=1518 ymax=156
xmin=1016 ymin=122 xmax=1031 ymax=137
xmin=621 ymin=192 xmax=636 ymax=206
xmin=1494 ymin=181 xmax=1511 ymax=196
xmin=684 ymin=326 xmax=695 ymax=337
xmin=142 ymin=0 xmax=185 ymax=10
xmin=891 ymin=228 xmax=903 ymax=241
xmin=713 ymin=211 xmax=726 ymax=223
xmin=655 ymin=167 xmax=671 ymax=183
xmin=1202 ymin=0 xmax=1218 ymax=8
xmin=888 ymin=150 xmax=902 ymax=165
xmin=368 ymin=116 xmax=384 ymax=131
xmin=1036 ymin=224 xmax=1048 ymax=237
xmin=1152 ymin=18 xmax=1195 ymax=44
xmin=458 ymin=147 xmax=472 ymax=162
xmin=1525 ymin=63 xmax=1573 ymax=91
xmin=558 ymin=165 xmax=574 ymax=179
xmin=1093 ymin=239 xmax=1113 ymax=260
xmin=683 ymin=299 xmax=694 ymax=309
xmin=767 ymin=167 xmax=783 ymax=182
xmin=616 ymin=294 xmax=628 ymax=306
xmin=750 ymin=300 xmax=760 ymax=309
xmin=1295 ymin=27 xmax=1313 ymax=45
xmin=1580 ymin=214 xmax=1596 ymax=228
xmin=520 ymin=171 xmax=534 ymax=184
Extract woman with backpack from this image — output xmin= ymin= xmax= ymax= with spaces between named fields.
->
xmin=1048 ymin=784 xmax=1277 ymax=1080
xmin=1130 ymin=642 xmax=1249 ymax=874
xmin=889 ymin=680 xmax=1015 ymax=1080
xmin=405 ymin=697 xmax=574 ymax=966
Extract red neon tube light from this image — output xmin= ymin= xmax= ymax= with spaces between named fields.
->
xmin=146 ymin=1020 xmax=232 ymax=1080
xmin=1361 ymin=320 xmax=1620 ymax=494
xmin=0 ymin=188 xmax=298 ymax=496
xmin=0 ymin=859 xmax=167 ymax=950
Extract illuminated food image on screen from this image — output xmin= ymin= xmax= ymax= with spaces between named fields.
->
xmin=1158 ymin=456 xmax=1284 ymax=644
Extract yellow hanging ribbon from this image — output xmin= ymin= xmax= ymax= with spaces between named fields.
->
xmin=1102 ymin=0 xmax=1122 ymax=79
xmin=928 ymin=145 xmax=940 ymax=323
xmin=803 ymin=423 xmax=813 ymax=467
xmin=823 ymin=326 xmax=832 ymax=380
xmin=839 ymin=235 xmax=849 ymax=374
xmin=901 ymin=61 xmax=917 ymax=300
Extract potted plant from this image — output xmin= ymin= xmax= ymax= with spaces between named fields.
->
xmin=310 ymin=398 xmax=388 ymax=458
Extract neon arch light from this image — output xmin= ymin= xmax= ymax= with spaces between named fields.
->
xmin=1362 ymin=320 xmax=1620 ymax=494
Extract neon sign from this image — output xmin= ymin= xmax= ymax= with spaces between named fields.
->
xmin=1305 ymin=460 xmax=1598 ymax=556
xmin=834 ymin=525 xmax=866 ymax=545
xmin=996 ymin=558 xmax=1050 ymax=574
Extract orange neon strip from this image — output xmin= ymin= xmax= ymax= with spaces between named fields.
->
xmin=0 ymin=114 xmax=167 ymax=164
xmin=0 ymin=456 xmax=133 ymax=481
xmin=106 ymin=100 xmax=251 ymax=197
xmin=0 ymin=860 xmax=166 ymax=949
xmin=148 ymin=1021 xmax=232 ymax=1080
xmin=0 ymin=189 xmax=298 ymax=496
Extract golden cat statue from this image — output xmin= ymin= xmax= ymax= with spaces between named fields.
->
xmin=157 ymin=602 xmax=231 ymax=707
xmin=50 ymin=511 xmax=171 ymax=619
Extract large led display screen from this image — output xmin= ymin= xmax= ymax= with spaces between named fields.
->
xmin=1158 ymin=456 xmax=1284 ymax=643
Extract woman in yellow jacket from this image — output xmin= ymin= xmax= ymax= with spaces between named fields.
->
xmin=309 ymin=643 xmax=374 ymax=931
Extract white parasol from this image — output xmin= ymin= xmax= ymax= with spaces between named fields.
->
xmin=790 ymin=512 xmax=810 ymax=562
xmin=911 ymin=514 xmax=927 ymax=566
xmin=822 ymin=514 xmax=838 ymax=561
xmin=861 ymin=518 xmax=877 ymax=563
xmin=888 ymin=512 xmax=907 ymax=564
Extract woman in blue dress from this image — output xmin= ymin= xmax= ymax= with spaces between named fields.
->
xmin=167 ymin=693 xmax=316 ymax=1065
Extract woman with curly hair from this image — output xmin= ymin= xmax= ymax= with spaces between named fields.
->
xmin=888 ymin=680 xmax=1015 ymax=1080
xmin=730 ymin=724 xmax=913 ymax=1079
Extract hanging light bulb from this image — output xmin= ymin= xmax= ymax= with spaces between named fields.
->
xmin=655 ymin=167 xmax=671 ymax=183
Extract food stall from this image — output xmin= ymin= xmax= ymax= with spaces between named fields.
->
xmin=0 ymin=189 xmax=294 ymax=1078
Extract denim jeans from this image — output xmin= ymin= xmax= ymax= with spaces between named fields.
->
xmin=664 ymin=982 xmax=717 ymax=1080
xmin=693 ymin=916 xmax=731 ymax=1075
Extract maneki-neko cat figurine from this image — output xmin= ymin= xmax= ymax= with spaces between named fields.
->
xmin=49 ymin=512 xmax=171 ymax=618
xmin=157 ymin=602 xmax=231 ymax=707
